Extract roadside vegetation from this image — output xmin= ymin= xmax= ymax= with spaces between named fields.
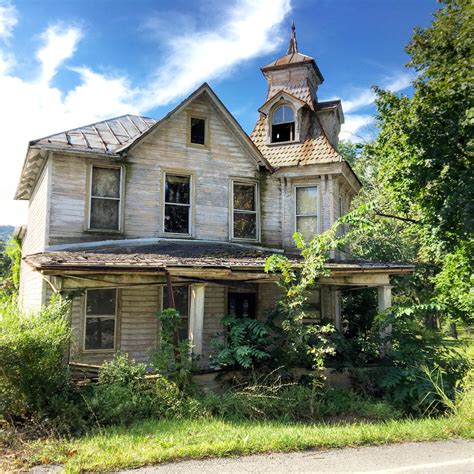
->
xmin=0 ymin=1 xmax=472 ymax=472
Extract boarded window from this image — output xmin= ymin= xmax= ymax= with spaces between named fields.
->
xmin=90 ymin=166 xmax=121 ymax=230
xmin=232 ymin=182 xmax=257 ymax=240
xmin=295 ymin=186 xmax=318 ymax=242
xmin=163 ymin=285 xmax=189 ymax=341
xmin=164 ymin=174 xmax=191 ymax=234
xmin=272 ymin=105 xmax=295 ymax=143
xmin=190 ymin=117 xmax=206 ymax=145
xmin=85 ymin=288 xmax=116 ymax=350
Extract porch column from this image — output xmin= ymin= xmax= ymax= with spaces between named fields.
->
xmin=377 ymin=285 xmax=392 ymax=312
xmin=334 ymin=289 xmax=341 ymax=330
xmin=189 ymin=284 xmax=205 ymax=357
xmin=377 ymin=285 xmax=393 ymax=356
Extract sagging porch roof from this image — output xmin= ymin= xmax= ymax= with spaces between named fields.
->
xmin=24 ymin=239 xmax=414 ymax=275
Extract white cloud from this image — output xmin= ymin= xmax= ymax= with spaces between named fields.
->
xmin=340 ymin=114 xmax=374 ymax=141
xmin=36 ymin=25 xmax=82 ymax=84
xmin=0 ymin=2 xmax=17 ymax=40
xmin=339 ymin=71 xmax=414 ymax=142
xmin=141 ymin=0 xmax=290 ymax=108
xmin=0 ymin=0 xmax=291 ymax=225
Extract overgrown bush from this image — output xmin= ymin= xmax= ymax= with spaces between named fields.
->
xmin=350 ymin=305 xmax=471 ymax=414
xmin=86 ymin=353 xmax=196 ymax=426
xmin=198 ymin=379 xmax=400 ymax=422
xmin=149 ymin=308 xmax=193 ymax=388
xmin=0 ymin=297 xmax=74 ymax=428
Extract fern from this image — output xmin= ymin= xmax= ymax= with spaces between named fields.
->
xmin=211 ymin=316 xmax=271 ymax=370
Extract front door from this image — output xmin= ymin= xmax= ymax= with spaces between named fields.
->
xmin=228 ymin=292 xmax=256 ymax=318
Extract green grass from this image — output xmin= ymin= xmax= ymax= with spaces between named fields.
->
xmin=12 ymin=412 xmax=473 ymax=473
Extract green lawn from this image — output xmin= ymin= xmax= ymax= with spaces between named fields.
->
xmin=10 ymin=412 xmax=473 ymax=473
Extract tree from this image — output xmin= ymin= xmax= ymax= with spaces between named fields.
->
xmin=345 ymin=0 xmax=473 ymax=325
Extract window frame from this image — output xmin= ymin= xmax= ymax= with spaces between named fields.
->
xmin=161 ymin=284 xmax=191 ymax=340
xmin=230 ymin=178 xmax=260 ymax=242
xmin=270 ymin=103 xmax=296 ymax=144
xmin=187 ymin=113 xmax=210 ymax=148
xmin=294 ymin=184 xmax=320 ymax=240
xmin=86 ymin=163 xmax=124 ymax=233
xmin=161 ymin=170 xmax=194 ymax=237
xmin=83 ymin=288 xmax=118 ymax=353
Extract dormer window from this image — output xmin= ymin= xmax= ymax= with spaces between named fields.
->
xmin=272 ymin=105 xmax=295 ymax=143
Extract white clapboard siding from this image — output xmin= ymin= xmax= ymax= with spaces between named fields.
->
xmin=19 ymin=162 xmax=50 ymax=312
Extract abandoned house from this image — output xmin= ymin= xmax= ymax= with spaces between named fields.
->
xmin=14 ymin=25 xmax=411 ymax=368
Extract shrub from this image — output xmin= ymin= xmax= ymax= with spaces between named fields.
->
xmin=149 ymin=308 xmax=193 ymax=389
xmin=87 ymin=353 xmax=194 ymax=426
xmin=0 ymin=298 xmax=73 ymax=426
xmin=350 ymin=306 xmax=471 ymax=414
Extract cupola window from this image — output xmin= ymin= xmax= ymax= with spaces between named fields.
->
xmin=271 ymin=105 xmax=295 ymax=143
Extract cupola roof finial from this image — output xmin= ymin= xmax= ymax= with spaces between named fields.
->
xmin=287 ymin=20 xmax=298 ymax=55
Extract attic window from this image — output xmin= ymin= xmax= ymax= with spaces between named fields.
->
xmin=272 ymin=105 xmax=295 ymax=143
xmin=190 ymin=117 xmax=206 ymax=145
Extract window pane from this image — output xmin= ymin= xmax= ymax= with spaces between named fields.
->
xmin=85 ymin=317 xmax=115 ymax=350
xmin=296 ymin=187 xmax=318 ymax=215
xmin=296 ymin=216 xmax=318 ymax=241
xmin=92 ymin=167 xmax=120 ymax=198
xmin=272 ymin=105 xmax=294 ymax=125
xmin=179 ymin=317 xmax=189 ymax=341
xmin=165 ymin=175 xmax=190 ymax=204
xmin=163 ymin=286 xmax=189 ymax=340
xmin=86 ymin=288 xmax=116 ymax=315
xmin=90 ymin=198 xmax=119 ymax=230
xmin=165 ymin=204 xmax=189 ymax=233
xmin=163 ymin=286 xmax=189 ymax=316
xmin=190 ymin=117 xmax=205 ymax=145
xmin=234 ymin=213 xmax=257 ymax=239
xmin=234 ymin=184 xmax=255 ymax=211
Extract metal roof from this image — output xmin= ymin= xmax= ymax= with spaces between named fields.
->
xmin=30 ymin=115 xmax=157 ymax=154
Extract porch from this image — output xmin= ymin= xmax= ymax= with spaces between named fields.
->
xmin=23 ymin=239 xmax=413 ymax=367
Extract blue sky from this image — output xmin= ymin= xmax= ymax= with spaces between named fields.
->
xmin=0 ymin=0 xmax=437 ymax=224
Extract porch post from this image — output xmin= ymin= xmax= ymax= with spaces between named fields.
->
xmin=189 ymin=284 xmax=205 ymax=357
xmin=377 ymin=285 xmax=392 ymax=312
xmin=334 ymin=289 xmax=341 ymax=330
xmin=377 ymin=285 xmax=393 ymax=356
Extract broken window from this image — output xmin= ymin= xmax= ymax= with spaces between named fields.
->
xmin=163 ymin=285 xmax=189 ymax=341
xmin=89 ymin=166 xmax=121 ymax=230
xmin=190 ymin=117 xmax=206 ymax=145
xmin=232 ymin=182 xmax=258 ymax=240
xmin=271 ymin=105 xmax=295 ymax=143
xmin=84 ymin=288 xmax=117 ymax=350
xmin=164 ymin=174 xmax=191 ymax=234
xmin=295 ymin=186 xmax=319 ymax=242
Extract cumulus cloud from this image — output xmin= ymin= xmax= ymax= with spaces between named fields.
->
xmin=0 ymin=0 xmax=290 ymax=225
xmin=36 ymin=25 xmax=82 ymax=84
xmin=339 ymin=71 xmax=414 ymax=141
xmin=141 ymin=0 xmax=290 ymax=108
xmin=0 ymin=1 xmax=17 ymax=40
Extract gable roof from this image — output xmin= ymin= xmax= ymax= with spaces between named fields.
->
xmin=15 ymin=83 xmax=272 ymax=200
xmin=118 ymin=83 xmax=273 ymax=171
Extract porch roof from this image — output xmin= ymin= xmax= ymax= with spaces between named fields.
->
xmin=24 ymin=239 xmax=414 ymax=275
